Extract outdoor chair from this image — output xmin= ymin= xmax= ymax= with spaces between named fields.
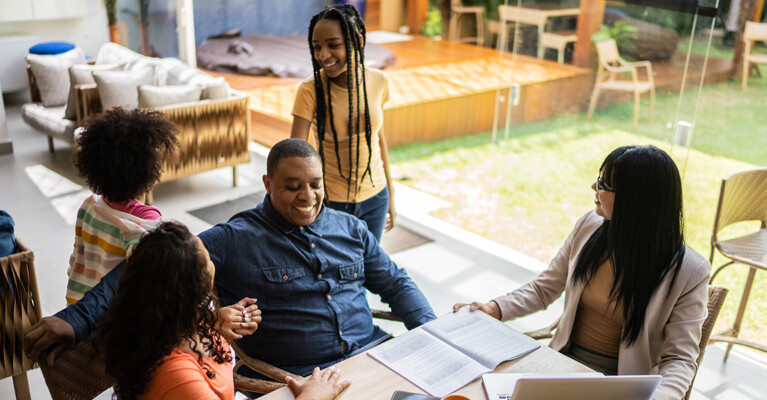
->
xmin=741 ymin=21 xmax=767 ymax=91
xmin=497 ymin=5 xmax=577 ymax=63
xmin=232 ymin=309 xmax=401 ymax=398
xmin=0 ymin=239 xmax=43 ymax=400
xmin=38 ymin=338 xmax=114 ymax=400
xmin=525 ymin=285 xmax=728 ymax=400
xmin=448 ymin=0 xmax=486 ymax=46
xmin=587 ymin=39 xmax=655 ymax=131
xmin=708 ymin=167 xmax=767 ymax=360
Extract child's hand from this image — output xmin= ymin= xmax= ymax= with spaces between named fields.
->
xmin=287 ymin=367 xmax=351 ymax=400
xmin=216 ymin=297 xmax=260 ymax=341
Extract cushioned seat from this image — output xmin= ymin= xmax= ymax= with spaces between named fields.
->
xmin=20 ymin=103 xmax=77 ymax=145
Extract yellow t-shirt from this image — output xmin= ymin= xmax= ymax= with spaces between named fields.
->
xmin=292 ymin=68 xmax=390 ymax=203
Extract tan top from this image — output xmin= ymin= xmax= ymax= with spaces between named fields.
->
xmin=570 ymin=260 xmax=624 ymax=358
xmin=292 ymin=68 xmax=390 ymax=203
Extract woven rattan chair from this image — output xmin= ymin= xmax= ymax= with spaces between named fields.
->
xmin=525 ymin=286 xmax=728 ymax=399
xmin=38 ymin=337 xmax=114 ymax=400
xmin=741 ymin=21 xmax=767 ymax=91
xmin=587 ymin=39 xmax=655 ymax=131
xmin=449 ymin=0 xmax=486 ymax=46
xmin=0 ymin=239 xmax=42 ymax=400
xmin=708 ymin=167 xmax=767 ymax=360
xmin=231 ymin=309 xmax=401 ymax=398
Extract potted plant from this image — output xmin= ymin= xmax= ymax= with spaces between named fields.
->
xmin=105 ymin=0 xmax=119 ymax=44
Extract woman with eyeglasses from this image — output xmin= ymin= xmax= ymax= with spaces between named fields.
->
xmin=454 ymin=145 xmax=709 ymax=400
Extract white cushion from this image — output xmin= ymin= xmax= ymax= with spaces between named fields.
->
xmin=138 ymin=84 xmax=202 ymax=108
xmin=21 ymin=103 xmax=77 ymax=144
xmin=27 ymin=47 xmax=86 ymax=107
xmin=95 ymin=42 xmax=144 ymax=65
xmin=92 ymin=67 xmax=155 ymax=110
xmin=65 ymin=63 xmax=124 ymax=120
xmin=201 ymin=77 xmax=230 ymax=100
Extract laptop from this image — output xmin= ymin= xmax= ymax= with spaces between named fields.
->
xmin=482 ymin=373 xmax=662 ymax=400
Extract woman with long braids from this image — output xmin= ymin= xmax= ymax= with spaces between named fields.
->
xmin=96 ymin=221 xmax=351 ymax=399
xmin=454 ymin=146 xmax=710 ymax=400
xmin=291 ymin=4 xmax=395 ymax=242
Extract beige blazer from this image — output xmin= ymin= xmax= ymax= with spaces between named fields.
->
xmin=494 ymin=211 xmax=710 ymax=400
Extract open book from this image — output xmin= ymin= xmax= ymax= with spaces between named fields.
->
xmin=367 ymin=308 xmax=541 ymax=397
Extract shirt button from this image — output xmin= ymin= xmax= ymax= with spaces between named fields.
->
xmin=317 ymin=274 xmax=323 ymax=279
xmin=339 ymin=330 xmax=343 ymax=335
xmin=353 ymin=273 xmax=358 ymax=278
xmin=327 ymin=295 xmax=332 ymax=300
xmin=300 ymin=227 xmax=304 ymax=230
xmin=311 ymin=243 xmax=315 ymax=248
xmin=283 ymin=275 xmax=289 ymax=281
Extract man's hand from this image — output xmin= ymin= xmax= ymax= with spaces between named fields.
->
xmin=216 ymin=297 xmax=261 ymax=341
xmin=452 ymin=301 xmax=502 ymax=320
xmin=287 ymin=367 xmax=351 ymax=400
xmin=24 ymin=316 xmax=76 ymax=366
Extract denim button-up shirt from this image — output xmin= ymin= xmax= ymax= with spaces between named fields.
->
xmin=57 ymin=195 xmax=434 ymax=374
xmin=199 ymin=195 xmax=435 ymax=372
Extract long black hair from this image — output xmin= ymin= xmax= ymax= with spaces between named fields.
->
xmin=96 ymin=221 xmax=231 ymax=399
xmin=307 ymin=4 xmax=373 ymax=199
xmin=573 ymin=145 xmax=686 ymax=345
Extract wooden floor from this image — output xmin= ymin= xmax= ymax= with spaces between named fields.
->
xmin=205 ymin=37 xmax=734 ymax=148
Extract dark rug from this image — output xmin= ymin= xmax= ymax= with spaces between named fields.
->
xmin=189 ymin=192 xmax=431 ymax=254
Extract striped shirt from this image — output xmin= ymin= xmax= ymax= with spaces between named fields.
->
xmin=66 ymin=195 xmax=161 ymax=304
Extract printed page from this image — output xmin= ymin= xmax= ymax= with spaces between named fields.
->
xmin=422 ymin=308 xmax=540 ymax=369
xmin=367 ymin=328 xmax=490 ymax=397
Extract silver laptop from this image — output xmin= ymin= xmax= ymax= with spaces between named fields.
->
xmin=482 ymin=373 xmax=662 ymax=400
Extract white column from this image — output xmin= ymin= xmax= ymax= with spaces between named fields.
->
xmin=176 ymin=0 xmax=197 ymax=68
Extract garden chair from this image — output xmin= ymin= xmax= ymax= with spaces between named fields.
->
xmin=525 ymin=286 xmax=728 ymax=400
xmin=232 ymin=309 xmax=401 ymax=398
xmin=448 ymin=0 xmax=486 ymax=46
xmin=497 ymin=5 xmax=578 ymax=63
xmin=38 ymin=338 xmax=114 ymax=400
xmin=0 ymin=239 xmax=43 ymax=400
xmin=586 ymin=39 xmax=655 ymax=131
xmin=741 ymin=21 xmax=767 ymax=91
xmin=708 ymin=167 xmax=767 ymax=360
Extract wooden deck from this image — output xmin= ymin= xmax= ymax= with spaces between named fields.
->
xmin=205 ymin=37 xmax=734 ymax=148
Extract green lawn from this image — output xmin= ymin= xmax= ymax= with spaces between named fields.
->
xmin=390 ymin=79 xmax=767 ymax=350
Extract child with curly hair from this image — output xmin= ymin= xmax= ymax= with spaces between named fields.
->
xmin=66 ymin=107 xmax=179 ymax=304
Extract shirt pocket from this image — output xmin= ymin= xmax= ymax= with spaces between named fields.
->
xmin=338 ymin=260 xmax=364 ymax=282
xmin=263 ymin=266 xmax=306 ymax=283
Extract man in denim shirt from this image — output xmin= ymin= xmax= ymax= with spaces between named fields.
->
xmin=25 ymin=139 xmax=435 ymax=377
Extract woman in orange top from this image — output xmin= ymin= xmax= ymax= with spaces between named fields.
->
xmin=97 ymin=221 xmax=351 ymax=399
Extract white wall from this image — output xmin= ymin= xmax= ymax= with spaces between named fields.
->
xmin=0 ymin=1 xmax=109 ymax=57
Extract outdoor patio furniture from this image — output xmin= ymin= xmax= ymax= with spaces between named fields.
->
xmin=38 ymin=337 xmax=113 ymax=400
xmin=448 ymin=0 xmax=486 ymax=46
xmin=497 ymin=4 xmax=580 ymax=60
xmin=0 ymin=239 xmax=42 ymax=400
xmin=708 ymin=167 xmax=767 ymax=360
xmin=587 ymin=38 xmax=655 ymax=131
xmin=741 ymin=21 xmax=767 ymax=91
xmin=525 ymin=285 xmax=729 ymax=400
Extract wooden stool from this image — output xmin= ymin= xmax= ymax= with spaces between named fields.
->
xmin=449 ymin=0 xmax=486 ymax=46
xmin=540 ymin=31 xmax=577 ymax=64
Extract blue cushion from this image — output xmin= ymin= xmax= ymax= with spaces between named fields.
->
xmin=29 ymin=41 xmax=76 ymax=55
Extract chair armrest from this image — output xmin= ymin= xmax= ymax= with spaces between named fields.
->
xmin=372 ymin=309 xmax=402 ymax=322
xmin=233 ymin=365 xmax=287 ymax=393
xmin=231 ymin=341 xmax=302 ymax=382
xmin=74 ymin=84 xmax=100 ymax=127
xmin=26 ymin=66 xmax=42 ymax=103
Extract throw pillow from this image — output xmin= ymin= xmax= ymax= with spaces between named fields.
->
xmin=201 ymin=77 xmax=230 ymax=100
xmin=92 ymin=67 xmax=154 ymax=111
xmin=64 ymin=63 xmax=124 ymax=120
xmin=138 ymin=84 xmax=202 ymax=108
xmin=27 ymin=47 xmax=86 ymax=107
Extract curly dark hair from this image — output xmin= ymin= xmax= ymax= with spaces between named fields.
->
xmin=73 ymin=107 xmax=179 ymax=203
xmin=95 ymin=221 xmax=231 ymax=400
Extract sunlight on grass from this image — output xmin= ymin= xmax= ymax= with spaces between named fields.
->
xmin=391 ymin=127 xmax=766 ymax=349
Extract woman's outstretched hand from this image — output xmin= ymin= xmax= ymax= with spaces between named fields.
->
xmin=452 ymin=301 xmax=502 ymax=320
xmin=287 ymin=367 xmax=351 ymax=400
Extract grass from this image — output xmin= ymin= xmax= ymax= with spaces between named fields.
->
xmin=389 ymin=79 xmax=767 ymax=350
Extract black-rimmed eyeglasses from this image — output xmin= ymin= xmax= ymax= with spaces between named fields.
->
xmin=596 ymin=176 xmax=615 ymax=193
